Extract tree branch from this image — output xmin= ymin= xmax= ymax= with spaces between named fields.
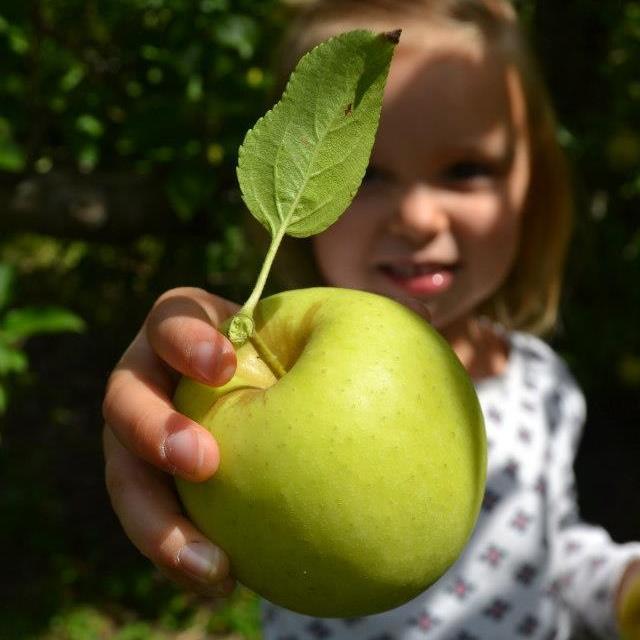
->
xmin=0 ymin=171 xmax=193 ymax=241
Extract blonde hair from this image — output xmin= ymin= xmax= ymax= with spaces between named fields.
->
xmin=250 ymin=0 xmax=573 ymax=336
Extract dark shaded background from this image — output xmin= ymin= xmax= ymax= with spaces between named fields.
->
xmin=0 ymin=1 xmax=638 ymax=638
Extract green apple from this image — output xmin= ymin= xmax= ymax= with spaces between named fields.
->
xmin=174 ymin=287 xmax=486 ymax=618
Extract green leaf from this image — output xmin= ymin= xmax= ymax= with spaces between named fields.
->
xmin=213 ymin=15 xmax=258 ymax=59
xmin=237 ymin=30 xmax=397 ymax=239
xmin=77 ymin=142 xmax=100 ymax=172
xmin=186 ymin=74 xmax=203 ymax=102
xmin=0 ymin=264 xmax=15 ymax=311
xmin=8 ymin=26 xmax=29 ymax=55
xmin=76 ymin=114 xmax=104 ymax=138
xmin=0 ymin=138 xmax=26 ymax=172
xmin=1 ymin=307 xmax=85 ymax=342
xmin=0 ymin=342 xmax=28 ymax=376
xmin=227 ymin=30 xmax=398 ymax=344
xmin=0 ymin=381 xmax=7 ymax=414
xmin=60 ymin=64 xmax=86 ymax=92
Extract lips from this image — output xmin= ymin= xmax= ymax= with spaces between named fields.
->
xmin=378 ymin=261 xmax=459 ymax=296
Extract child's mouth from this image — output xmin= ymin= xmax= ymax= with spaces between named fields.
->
xmin=379 ymin=262 xmax=458 ymax=296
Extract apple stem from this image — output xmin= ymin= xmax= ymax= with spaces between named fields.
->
xmin=224 ymin=226 xmax=287 ymax=347
xmin=250 ymin=332 xmax=287 ymax=378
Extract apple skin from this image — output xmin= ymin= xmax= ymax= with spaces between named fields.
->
xmin=174 ymin=287 xmax=486 ymax=617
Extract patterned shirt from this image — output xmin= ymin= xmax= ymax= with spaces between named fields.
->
xmin=261 ymin=332 xmax=640 ymax=640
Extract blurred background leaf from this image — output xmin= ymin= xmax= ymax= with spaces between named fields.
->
xmin=0 ymin=263 xmax=16 ymax=309
xmin=1 ymin=306 xmax=85 ymax=342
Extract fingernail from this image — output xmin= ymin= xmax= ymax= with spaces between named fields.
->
xmin=165 ymin=429 xmax=201 ymax=476
xmin=193 ymin=340 xmax=235 ymax=383
xmin=178 ymin=542 xmax=223 ymax=582
xmin=192 ymin=341 xmax=219 ymax=382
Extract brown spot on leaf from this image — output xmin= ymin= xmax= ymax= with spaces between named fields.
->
xmin=382 ymin=29 xmax=402 ymax=44
xmin=344 ymin=103 xmax=352 ymax=116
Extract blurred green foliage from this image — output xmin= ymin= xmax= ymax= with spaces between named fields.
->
xmin=0 ymin=0 xmax=287 ymax=219
xmin=0 ymin=263 xmax=85 ymax=414
xmin=0 ymin=1 xmax=639 ymax=638
xmin=528 ymin=2 xmax=640 ymax=392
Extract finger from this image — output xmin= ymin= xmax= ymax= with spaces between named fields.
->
xmin=158 ymin=567 xmax=237 ymax=599
xmin=147 ymin=287 xmax=240 ymax=386
xmin=104 ymin=425 xmax=234 ymax=591
xmin=103 ymin=332 xmax=219 ymax=481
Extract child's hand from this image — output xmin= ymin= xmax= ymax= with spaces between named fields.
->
xmin=617 ymin=559 xmax=640 ymax=640
xmin=102 ymin=287 xmax=239 ymax=596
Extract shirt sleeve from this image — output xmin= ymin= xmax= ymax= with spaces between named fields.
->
xmin=545 ymin=361 xmax=640 ymax=639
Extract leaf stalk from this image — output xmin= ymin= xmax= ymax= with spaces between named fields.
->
xmin=224 ymin=225 xmax=287 ymax=346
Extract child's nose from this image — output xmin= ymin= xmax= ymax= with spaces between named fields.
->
xmin=389 ymin=183 xmax=449 ymax=242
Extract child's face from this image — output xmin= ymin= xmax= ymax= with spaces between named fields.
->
xmin=312 ymin=36 xmax=530 ymax=334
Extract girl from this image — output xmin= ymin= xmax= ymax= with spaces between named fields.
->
xmin=102 ymin=1 xmax=640 ymax=638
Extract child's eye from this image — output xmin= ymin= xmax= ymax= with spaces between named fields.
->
xmin=441 ymin=161 xmax=495 ymax=183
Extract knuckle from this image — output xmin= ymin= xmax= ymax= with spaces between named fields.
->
xmin=104 ymin=394 xmax=167 ymax=469
xmin=140 ymin=536 xmax=167 ymax=566
xmin=148 ymin=290 xmax=215 ymax=350
xmin=102 ymin=373 xmax=123 ymax=424
xmin=144 ymin=529 xmax=183 ymax=569
xmin=158 ymin=548 xmax=181 ymax=573
xmin=157 ymin=313 xmax=194 ymax=341
xmin=155 ymin=287 xmax=208 ymax=307
xmin=128 ymin=407 xmax=165 ymax=462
